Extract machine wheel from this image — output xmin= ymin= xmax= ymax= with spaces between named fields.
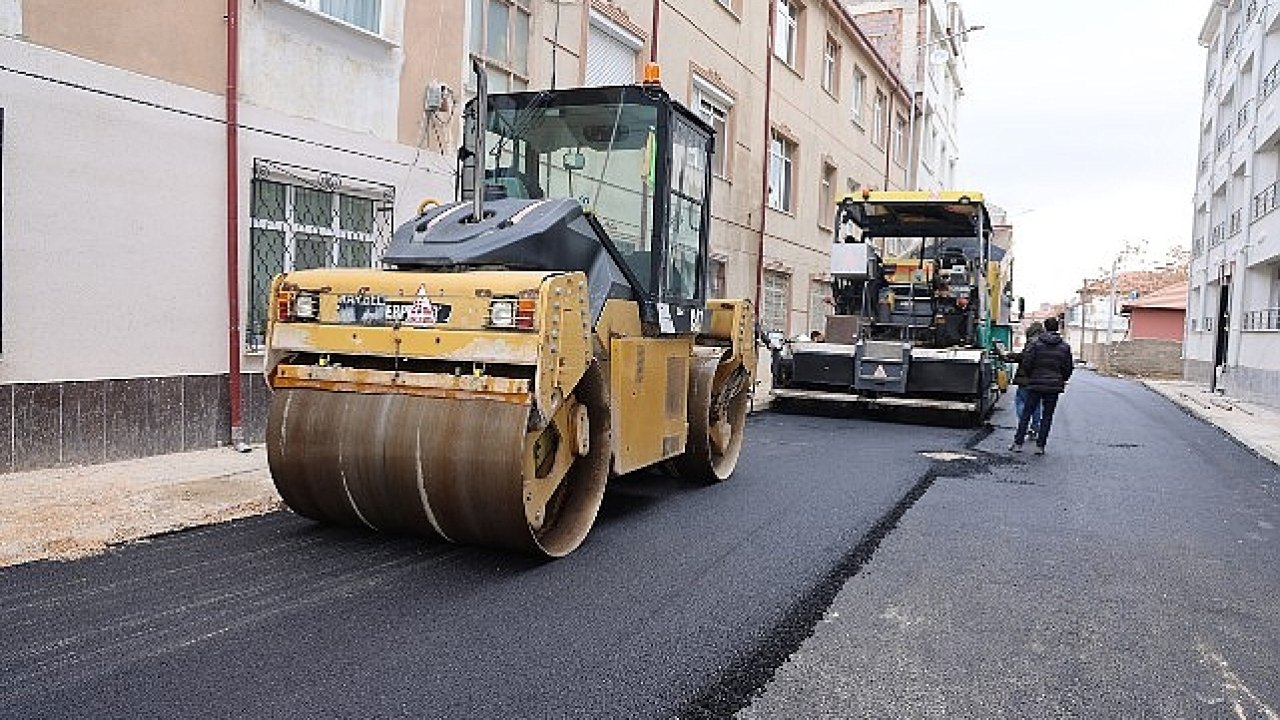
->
xmin=266 ymin=363 xmax=611 ymax=557
xmin=670 ymin=355 xmax=751 ymax=482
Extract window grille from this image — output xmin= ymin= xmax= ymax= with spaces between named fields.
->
xmin=761 ymin=270 xmax=791 ymax=334
xmin=247 ymin=160 xmax=395 ymax=350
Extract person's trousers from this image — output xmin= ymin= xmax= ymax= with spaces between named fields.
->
xmin=1014 ymin=389 xmax=1060 ymax=447
xmin=1014 ymin=386 xmax=1042 ymax=431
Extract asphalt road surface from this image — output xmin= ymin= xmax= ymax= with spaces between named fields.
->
xmin=2 ymin=371 xmax=1278 ymax=719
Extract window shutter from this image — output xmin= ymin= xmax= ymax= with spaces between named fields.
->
xmin=585 ymin=16 xmax=640 ymax=86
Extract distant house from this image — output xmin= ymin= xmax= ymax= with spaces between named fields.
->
xmin=1122 ymin=281 xmax=1188 ymax=341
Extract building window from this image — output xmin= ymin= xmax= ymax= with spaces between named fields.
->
xmin=708 ymin=258 xmax=727 ymax=299
xmin=693 ymin=78 xmax=733 ymax=179
xmin=290 ymin=0 xmax=382 ymax=34
xmin=872 ymin=90 xmax=886 ymax=147
xmin=850 ymin=66 xmax=866 ymax=125
xmin=762 ymin=269 xmax=791 ymax=334
xmin=822 ymin=36 xmax=840 ymax=96
xmin=774 ymin=0 xmax=799 ymax=67
xmin=470 ymin=0 xmax=531 ymax=92
xmin=819 ymin=161 xmax=836 ymax=227
xmin=809 ymin=280 xmax=833 ymax=334
xmin=248 ymin=161 xmax=395 ymax=350
xmin=768 ymin=131 xmax=796 ymax=213
xmin=585 ymin=10 xmax=643 ymax=86
xmin=892 ymin=113 xmax=907 ymax=166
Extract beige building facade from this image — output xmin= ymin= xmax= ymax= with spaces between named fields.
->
xmin=0 ymin=0 xmax=909 ymax=471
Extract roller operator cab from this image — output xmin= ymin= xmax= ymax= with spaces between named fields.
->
xmin=262 ymin=76 xmax=756 ymax=558
xmin=771 ymin=190 xmax=1013 ymax=423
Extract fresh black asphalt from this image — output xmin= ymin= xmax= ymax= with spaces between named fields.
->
xmin=2 ymin=371 xmax=1277 ymax=718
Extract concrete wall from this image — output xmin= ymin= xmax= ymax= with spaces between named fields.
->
xmin=1107 ymin=339 xmax=1183 ymax=379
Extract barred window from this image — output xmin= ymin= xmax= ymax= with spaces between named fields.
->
xmin=247 ymin=161 xmax=395 ymax=349
xmin=761 ymin=269 xmax=791 ymax=334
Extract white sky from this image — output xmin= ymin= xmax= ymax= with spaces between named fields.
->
xmin=955 ymin=0 xmax=1208 ymax=308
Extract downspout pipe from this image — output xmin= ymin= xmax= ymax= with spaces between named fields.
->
xmin=755 ymin=0 xmax=778 ymax=317
xmin=226 ymin=0 xmax=249 ymax=452
xmin=650 ymin=0 xmax=660 ymax=62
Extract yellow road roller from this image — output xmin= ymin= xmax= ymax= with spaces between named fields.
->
xmin=263 ymin=69 xmax=756 ymax=557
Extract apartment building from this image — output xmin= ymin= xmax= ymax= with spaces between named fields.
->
xmin=844 ymin=0 xmax=974 ymax=190
xmin=0 ymin=0 xmax=912 ymax=472
xmin=1191 ymin=0 xmax=1280 ymax=404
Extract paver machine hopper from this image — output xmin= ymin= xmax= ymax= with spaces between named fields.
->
xmin=262 ymin=67 xmax=756 ymax=557
xmin=771 ymin=190 xmax=1012 ymax=423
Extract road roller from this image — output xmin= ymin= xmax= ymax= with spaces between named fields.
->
xmin=263 ymin=66 xmax=756 ymax=557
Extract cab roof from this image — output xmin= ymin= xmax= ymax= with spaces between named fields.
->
xmin=837 ymin=190 xmax=992 ymax=238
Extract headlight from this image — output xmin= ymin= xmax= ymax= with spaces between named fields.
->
xmin=489 ymin=299 xmax=516 ymax=327
xmin=293 ymin=292 xmax=318 ymax=320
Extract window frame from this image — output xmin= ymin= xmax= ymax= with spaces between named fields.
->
xmin=822 ymin=35 xmax=840 ymax=97
xmin=871 ymin=89 xmax=886 ymax=148
xmin=892 ymin=113 xmax=907 ymax=166
xmin=692 ymin=76 xmax=735 ymax=180
xmin=288 ymin=0 xmax=384 ymax=35
xmin=469 ymin=0 xmax=532 ymax=93
xmin=818 ymin=160 xmax=836 ymax=229
xmin=850 ymin=65 xmax=866 ymax=127
xmin=774 ymin=0 xmax=799 ymax=68
xmin=768 ymin=130 xmax=796 ymax=214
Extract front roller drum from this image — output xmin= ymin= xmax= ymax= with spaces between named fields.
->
xmin=267 ymin=364 xmax=612 ymax=557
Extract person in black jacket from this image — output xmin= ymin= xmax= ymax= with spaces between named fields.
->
xmin=1009 ymin=316 xmax=1073 ymax=455
xmin=1004 ymin=320 xmax=1045 ymax=440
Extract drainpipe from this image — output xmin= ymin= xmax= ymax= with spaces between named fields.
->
xmin=755 ymin=0 xmax=778 ymax=316
xmin=650 ymin=0 xmax=660 ymax=62
xmin=226 ymin=0 xmax=249 ymax=452
xmin=882 ymin=93 xmax=893 ymax=189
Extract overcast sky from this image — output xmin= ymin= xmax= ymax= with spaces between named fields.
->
xmin=955 ymin=0 xmax=1208 ymax=308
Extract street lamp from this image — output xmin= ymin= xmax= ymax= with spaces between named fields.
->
xmin=907 ymin=24 xmax=984 ymax=190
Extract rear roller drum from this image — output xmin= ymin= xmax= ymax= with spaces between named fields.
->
xmin=670 ymin=355 xmax=751 ymax=482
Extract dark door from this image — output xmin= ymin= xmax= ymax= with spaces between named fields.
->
xmin=1211 ymin=282 xmax=1230 ymax=391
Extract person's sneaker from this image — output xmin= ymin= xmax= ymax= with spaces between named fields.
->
xmin=1027 ymin=427 xmax=1039 ymax=440
xmin=1033 ymin=445 xmax=1045 ymax=455
xmin=1009 ymin=442 xmax=1023 ymax=453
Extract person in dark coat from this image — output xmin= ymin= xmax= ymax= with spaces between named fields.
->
xmin=1005 ymin=321 xmax=1045 ymax=439
xmin=1009 ymin=316 xmax=1073 ymax=455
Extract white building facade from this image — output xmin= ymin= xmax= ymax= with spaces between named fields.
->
xmin=1191 ymin=0 xmax=1280 ymax=404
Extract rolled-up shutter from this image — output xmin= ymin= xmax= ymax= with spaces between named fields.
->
xmin=585 ymin=12 xmax=640 ymax=86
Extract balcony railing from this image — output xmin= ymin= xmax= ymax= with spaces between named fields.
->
xmin=1264 ymin=62 xmax=1280 ymax=99
xmin=1200 ymin=155 xmax=1211 ymax=175
xmin=1247 ymin=0 xmax=1259 ymax=23
xmin=1209 ymin=69 xmax=1220 ymax=94
xmin=1238 ymin=99 xmax=1252 ymax=130
xmin=1211 ymin=222 xmax=1227 ymax=246
xmin=1243 ymin=308 xmax=1280 ymax=330
xmin=1216 ymin=125 xmax=1234 ymax=152
xmin=1224 ymin=26 xmax=1241 ymax=60
xmin=1193 ymin=236 xmax=1206 ymax=256
xmin=1229 ymin=208 xmax=1244 ymax=236
xmin=1203 ymin=316 xmax=1216 ymax=333
xmin=1253 ymin=181 xmax=1278 ymax=220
